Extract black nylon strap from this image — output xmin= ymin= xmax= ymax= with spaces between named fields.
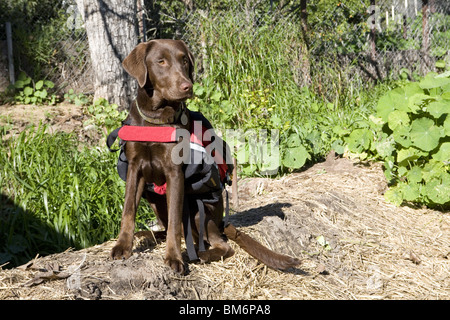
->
xmin=106 ymin=127 xmax=121 ymax=152
xmin=224 ymin=189 xmax=230 ymax=227
xmin=183 ymin=199 xmax=199 ymax=261
xmin=196 ymin=199 xmax=206 ymax=253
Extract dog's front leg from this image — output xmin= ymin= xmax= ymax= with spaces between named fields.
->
xmin=164 ymin=167 xmax=185 ymax=273
xmin=111 ymin=165 xmax=145 ymax=260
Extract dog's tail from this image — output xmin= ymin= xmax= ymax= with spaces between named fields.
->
xmin=224 ymin=224 xmax=300 ymax=271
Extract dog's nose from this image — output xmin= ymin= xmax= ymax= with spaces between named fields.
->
xmin=180 ymin=81 xmax=192 ymax=92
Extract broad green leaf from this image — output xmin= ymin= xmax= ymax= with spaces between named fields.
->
xmin=422 ymin=161 xmax=445 ymax=182
xmin=259 ymin=154 xmax=280 ymax=175
xmin=23 ymin=86 xmax=33 ymax=97
xmin=432 ymin=142 xmax=450 ymax=162
xmin=376 ymin=92 xmax=395 ymax=122
xmin=404 ymin=83 xmax=426 ymax=113
xmin=388 ymin=110 xmax=410 ymax=130
xmin=444 ymin=116 xmax=450 ymax=135
xmin=400 ymin=183 xmax=421 ymax=202
xmin=35 ymin=80 xmax=44 ymax=90
xmin=44 ymin=80 xmax=55 ymax=88
xmin=410 ymin=118 xmax=443 ymax=152
xmin=426 ymin=100 xmax=450 ymax=118
xmin=17 ymin=72 xmax=28 ymax=82
xmin=40 ymin=89 xmax=48 ymax=99
xmin=407 ymin=166 xmax=423 ymax=184
xmin=241 ymin=164 xmax=258 ymax=175
xmin=331 ymin=139 xmax=345 ymax=155
xmin=377 ymin=88 xmax=409 ymax=121
xmin=407 ymin=93 xmax=432 ymax=113
xmin=397 ymin=147 xmax=426 ymax=163
xmin=404 ymin=82 xmax=424 ymax=97
xmin=286 ymin=134 xmax=302 ymax=147
xmin=398 ymin=165 xmax=408 ymax=177
xmin=210 ymin=91 xmax=222 ymax=102
xmin=346 ymin=128 xmax=373 ymax=153
xmin=369 ymin=115 xmax=384 ymax=128
xmin=14 ymin=80 xmax=25 ymax=89
xmin=392 ymin=126 xmax=411 ymax=148
xmin=373 ymin=133 xmax=395 ymax=158
xmin=332 ymin=125 xmax=350 ymax=136
xmin=425 ymin=178 xmax=450 ymax=205
xmin=435 ymin=60 xmax=446 ymax=69
xmin=419 ymin=73 xmax=450 ymax=89
xmin=384 ymin=187 xmax=403 ymax=206
xmin=435 ymin=70 xmax=450 ymax=78
xmin=282 ymin=145 xmax=309 ymax=169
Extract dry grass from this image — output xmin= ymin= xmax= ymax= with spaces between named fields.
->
xmin=1 ymin=154 xmax=449 ymax=300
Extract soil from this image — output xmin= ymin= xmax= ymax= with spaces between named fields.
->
xmin=0 ymin=104 xmax=449 ymax=300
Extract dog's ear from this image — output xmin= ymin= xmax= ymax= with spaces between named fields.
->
xmin=177 ymin=40 xmax=195 ymax=82
xmin=122 ymin=41 xmax=153 ymax=88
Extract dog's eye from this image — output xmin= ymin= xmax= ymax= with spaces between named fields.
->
xmin=183 ymin=58 xmax=189 ymax=65
xmin=157 ymin=59 xmax=166 ymax=65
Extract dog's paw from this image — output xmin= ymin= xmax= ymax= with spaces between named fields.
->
xmin=111 ymin=241 xmax=132 ymax=260
xmin=164 ymin=257 xmax=185 ymax=274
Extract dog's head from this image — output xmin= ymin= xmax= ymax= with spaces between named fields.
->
xmin=123 ymin=39 xmax=194 ymax=101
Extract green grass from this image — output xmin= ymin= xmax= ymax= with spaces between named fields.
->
xmin=0 ymin=124 xmax=154 ymax=268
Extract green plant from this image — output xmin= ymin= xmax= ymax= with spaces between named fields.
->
xmin=0 ymin=124 xmax=154 ymax=268
xmin=344 ymin=71 xmax=450 ymax=209
xmin=83 ymin=98 xmax=127 ymax=134
xmin=9 ymin=72 xmax=57 ymax=105
xmin=64 ymin=89 xmax=90 ymax=106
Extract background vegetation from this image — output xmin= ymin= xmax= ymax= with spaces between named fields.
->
xmin=1 ymin=0 xmax=449 ymax=268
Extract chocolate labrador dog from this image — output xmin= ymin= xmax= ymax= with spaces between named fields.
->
xmin=111 ymin=39 xmax=300 ymax=274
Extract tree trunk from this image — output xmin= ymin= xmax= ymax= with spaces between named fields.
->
xmin=76 ymin=0 xmax=138 ymax=109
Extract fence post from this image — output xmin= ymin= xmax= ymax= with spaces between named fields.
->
xmin=422 ymin=0 xmax=429 ymax=55
xmin=402 ymin=0 xmax=407 ymax=39
xmin=300 ymin=0 xmax=311 ymax=87
xmin=369 ymin=0 xmax=377 ymax=61
xmin=5 ymin=22 xmax=15 ymax=85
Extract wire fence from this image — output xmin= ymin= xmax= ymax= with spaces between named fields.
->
xmin=1 ymin=0 xmax=449 ymax=97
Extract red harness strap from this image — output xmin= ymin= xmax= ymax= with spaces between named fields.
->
xmin=118 ymin=126 xmax=177 ymax=195
xmin=118 ymin=125 xmax=177 ymax=143
xmin=117 ymin=124 xmax=229 ymax=196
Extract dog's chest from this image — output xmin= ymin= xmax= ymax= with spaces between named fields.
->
xmin=130 ymin=141 xmax=181 ymax=184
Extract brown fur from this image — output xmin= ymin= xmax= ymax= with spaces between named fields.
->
xmin=111 ymin=39 xmax=300 ymax=273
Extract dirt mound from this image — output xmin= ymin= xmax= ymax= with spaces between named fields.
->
xmin=0 ymin=103 xmax=103 ymax=144
xmin=1 ymin=150 xmax=448 ymax=300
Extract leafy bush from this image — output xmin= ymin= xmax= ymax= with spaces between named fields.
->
xmin=344 ymin=71 xmax=450 ymax=209
xmin=8 ymin=72 xmax=57 ymax=105
xmin=0 ymin=124 xmax=154 ymax=267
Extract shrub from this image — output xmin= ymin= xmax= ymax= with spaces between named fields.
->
xmin=344 ymin=71 xmax=450 ymax=209
xmin=8 ymin=72 xmax=57 ymax=105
